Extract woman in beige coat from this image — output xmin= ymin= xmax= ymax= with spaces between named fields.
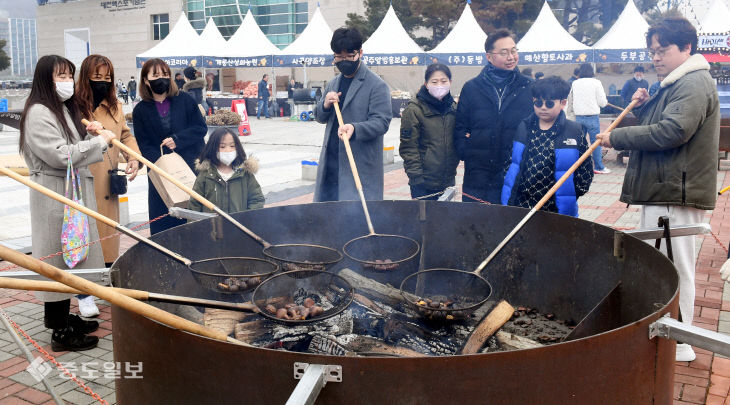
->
xmin=19 ymin=55 xmax=116 ymax=351
xmin=75 ymin=55 xmax=141 ymax=316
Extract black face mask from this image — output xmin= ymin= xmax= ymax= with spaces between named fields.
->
xmin=336 ymin=59 xmax=360 ymax=77
xmin=148 ymin=77 xmax=170 ymax=95
xmin=89 ymin=79 xmax=111 ymax=107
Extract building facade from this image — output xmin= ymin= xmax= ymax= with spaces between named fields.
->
xmin=9 ymin=18 xmax=38 ymax=78
xmin=35 ymin=0 xmax=361 ymax=86
xmin=36 ymin=0 xmax=184 ymax=82
xmin=186 ymin=0 xmax=362 ymax=48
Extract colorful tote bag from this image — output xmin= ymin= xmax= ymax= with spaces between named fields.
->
xmin=61 ymin=151 xmax=90 ymax=268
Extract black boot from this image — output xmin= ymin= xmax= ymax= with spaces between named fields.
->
xmin=68 ymin=314 xmax=99 ymax=334
xmin=51 ymin=326 xmax=98 ymax=352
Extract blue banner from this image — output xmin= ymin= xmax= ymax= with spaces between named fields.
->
xmin=520 ymin=50 xmax=593 ymax=65
xmin=361 ymin=54 xmax=424 ymax=66
xmin=135 ymin=56 xmax=202 ymax=69
xmin=274 ymin=55 xmax=334 ymax=67
xmin=426 ymin=53 xmax=486 ymax=66
xmin=203 ymin=56 xmax=274 ymax=68
xmin=594 ymin=49 xmax=651 ymax=63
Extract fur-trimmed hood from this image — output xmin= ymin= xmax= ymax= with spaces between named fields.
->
xmin=661 ymin=53 xmax=710 ymax=88
xmin=183 ymin=77 xmax=207 ymax=91
xmin=195 ymin=156 xmax=259 ymax=175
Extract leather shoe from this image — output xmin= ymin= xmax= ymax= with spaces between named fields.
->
xmin=68 ymin=314 xmax=99 ymax=334
xmin=51 ymin=326 xmax=99 ymax=352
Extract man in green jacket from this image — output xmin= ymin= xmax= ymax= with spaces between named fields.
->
xmin=597 ymin=17 xmax=720 ymax=363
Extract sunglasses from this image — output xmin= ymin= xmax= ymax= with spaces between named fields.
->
xmin=533 ymin=99 xmax=558 ymax=108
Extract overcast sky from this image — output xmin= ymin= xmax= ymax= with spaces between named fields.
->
xmin=1 ymin=0 xmax=36 ymax=19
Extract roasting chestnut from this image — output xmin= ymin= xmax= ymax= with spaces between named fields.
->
xmin=303 ymin=298 xmax=316 ymax=308
xmin=309 ymin=306 xmax=324 ymax=317
xmin=276 ymin=308 xmax=289 ymax=319
xmin=265 ymin=304 xmax=277 ymax=314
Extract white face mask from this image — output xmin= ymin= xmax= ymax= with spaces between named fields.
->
xmin=217 ymin=151 xmax=237 ymax=166
xmin=427 ymin=84 xmax=450 ymax=100
xmin=55 ymin=81 xmax=74 ymax=101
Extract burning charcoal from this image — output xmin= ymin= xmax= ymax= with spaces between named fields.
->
xmin=283 ymin=263 xmax=300 ymax=271
xmin=546 ymin=313 xmax=555 ymax=320
xmin=265 ymin=304 xmax=277 ymax=314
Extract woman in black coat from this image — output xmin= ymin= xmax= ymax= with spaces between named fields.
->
xmin=132 ymin=58 xmax=207 ymax=234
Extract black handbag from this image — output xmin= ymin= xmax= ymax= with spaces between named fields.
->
xmin=106 ymin=152 xmax=128 ymax=195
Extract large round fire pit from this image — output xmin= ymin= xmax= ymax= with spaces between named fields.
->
xmin=112 ymin=201 xmax=678 ymax=404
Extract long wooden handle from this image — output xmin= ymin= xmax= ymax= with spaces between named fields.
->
xmin=0 ymin=245 xmax=247 ymax=346
xmin=474 ymin=100 xmax=638 ymax=276
xmin=332 ymin=102 xmax=375 ymax=234
xmin=0 ymin=277 xmax=258 ymax=312
xmin=81 ymin=119 xmax=270 ymax=248
xmin=0 ymin=165 xmax=191 ymax=266
xmin=460 ymin=300 xmax=515 ymax=354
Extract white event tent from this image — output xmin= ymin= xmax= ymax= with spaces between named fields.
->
xmin=361 ymin=5 xmax=424 ymax=66
xmin=275 ymin=6 xmax=334 ymax=68
xmin=199 ymin=18 xmax=229 ymax=62
xmin=517 ymin=2 xmax=593 ymax=65
xmin=135 ymin=12 xmax=204 ymax=68
xmin=592 ymin=0 xmax=650 ymax=63
xmin=427 ymin=2 xmax=488 ymax=66
xmin=211 ymin=8 xmax=281 ymax=68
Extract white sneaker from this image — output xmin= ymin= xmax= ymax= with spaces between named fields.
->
xmin=594 ymin=168 xmax=612 ymax=174
xmin=78 ymin=296 xmax=100 ymax=318
xmin=676 ymin=343 xmax=696 ymax=362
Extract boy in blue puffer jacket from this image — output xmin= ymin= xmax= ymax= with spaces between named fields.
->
xmin=502 ymin=76 xmax=593 ymax=216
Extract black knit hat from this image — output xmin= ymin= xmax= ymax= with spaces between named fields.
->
xmin=634 ymin=66 xmax=645 ymax=73
xmin=183 ymin=66 xmax=196 ymax=80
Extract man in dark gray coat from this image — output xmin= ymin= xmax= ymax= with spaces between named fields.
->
xmin=597 ymin=18 xmax=719 ymax=363
xmin=314 ymin=27 xmax=392 ymax=202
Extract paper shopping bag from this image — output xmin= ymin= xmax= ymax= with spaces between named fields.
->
xmin=148 ymin=148 xmax=196 ymax=208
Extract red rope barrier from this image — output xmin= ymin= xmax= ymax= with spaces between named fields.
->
xmin=0 ymin=309 xmax=109 ymax=404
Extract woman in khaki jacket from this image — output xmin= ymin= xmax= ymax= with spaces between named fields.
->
xmin=76 ymin=55 xmax=141 ymax=316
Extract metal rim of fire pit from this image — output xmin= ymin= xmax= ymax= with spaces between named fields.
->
xmin=251 ymin=270 xmax=355 ymax=325
xmin=342 ymin=234 xmax=421 ymax=271
xmin=262 ymin=243 xmax=344 ymax=274
xmin=399 ymin=268 xmax=493 ymax=319
xmin=187 ymin=257 xmax=280 ymax=294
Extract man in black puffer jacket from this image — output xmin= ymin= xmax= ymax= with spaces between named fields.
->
xmin=454 ymin=29 xmax=533 ymax=203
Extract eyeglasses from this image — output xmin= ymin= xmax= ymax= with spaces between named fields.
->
xmin=648 ymin=47 xmax=670 ymax=59
xmin=533 ymin=99 xmax=558 ymax=108
xmin=333 ymin=53 xmax=359 ymax=62
xmin=490 ymin=48 xmax=519 ymax=58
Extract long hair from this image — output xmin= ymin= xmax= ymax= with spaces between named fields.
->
xmin=19 ymin=55 xmax=86 ymax=154
xmin=139 ymin=58 xmax=178 ymax=101
xmin=198 ymin=127 xmax=247 ymax=168
xmin=76 ymin=54 xmax=119 ymax=120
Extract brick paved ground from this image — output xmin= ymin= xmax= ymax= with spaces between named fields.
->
xmin=1 ymin=149 xmax=729 ymax=403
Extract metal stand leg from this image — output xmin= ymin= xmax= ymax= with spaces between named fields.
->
xmin=0 ymin=312 xmax=63 ymax=404
xmin=650 ymin=316 xmax=730 ymax=357
xmin=285 ymin=362 xmax=342 ymax=405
